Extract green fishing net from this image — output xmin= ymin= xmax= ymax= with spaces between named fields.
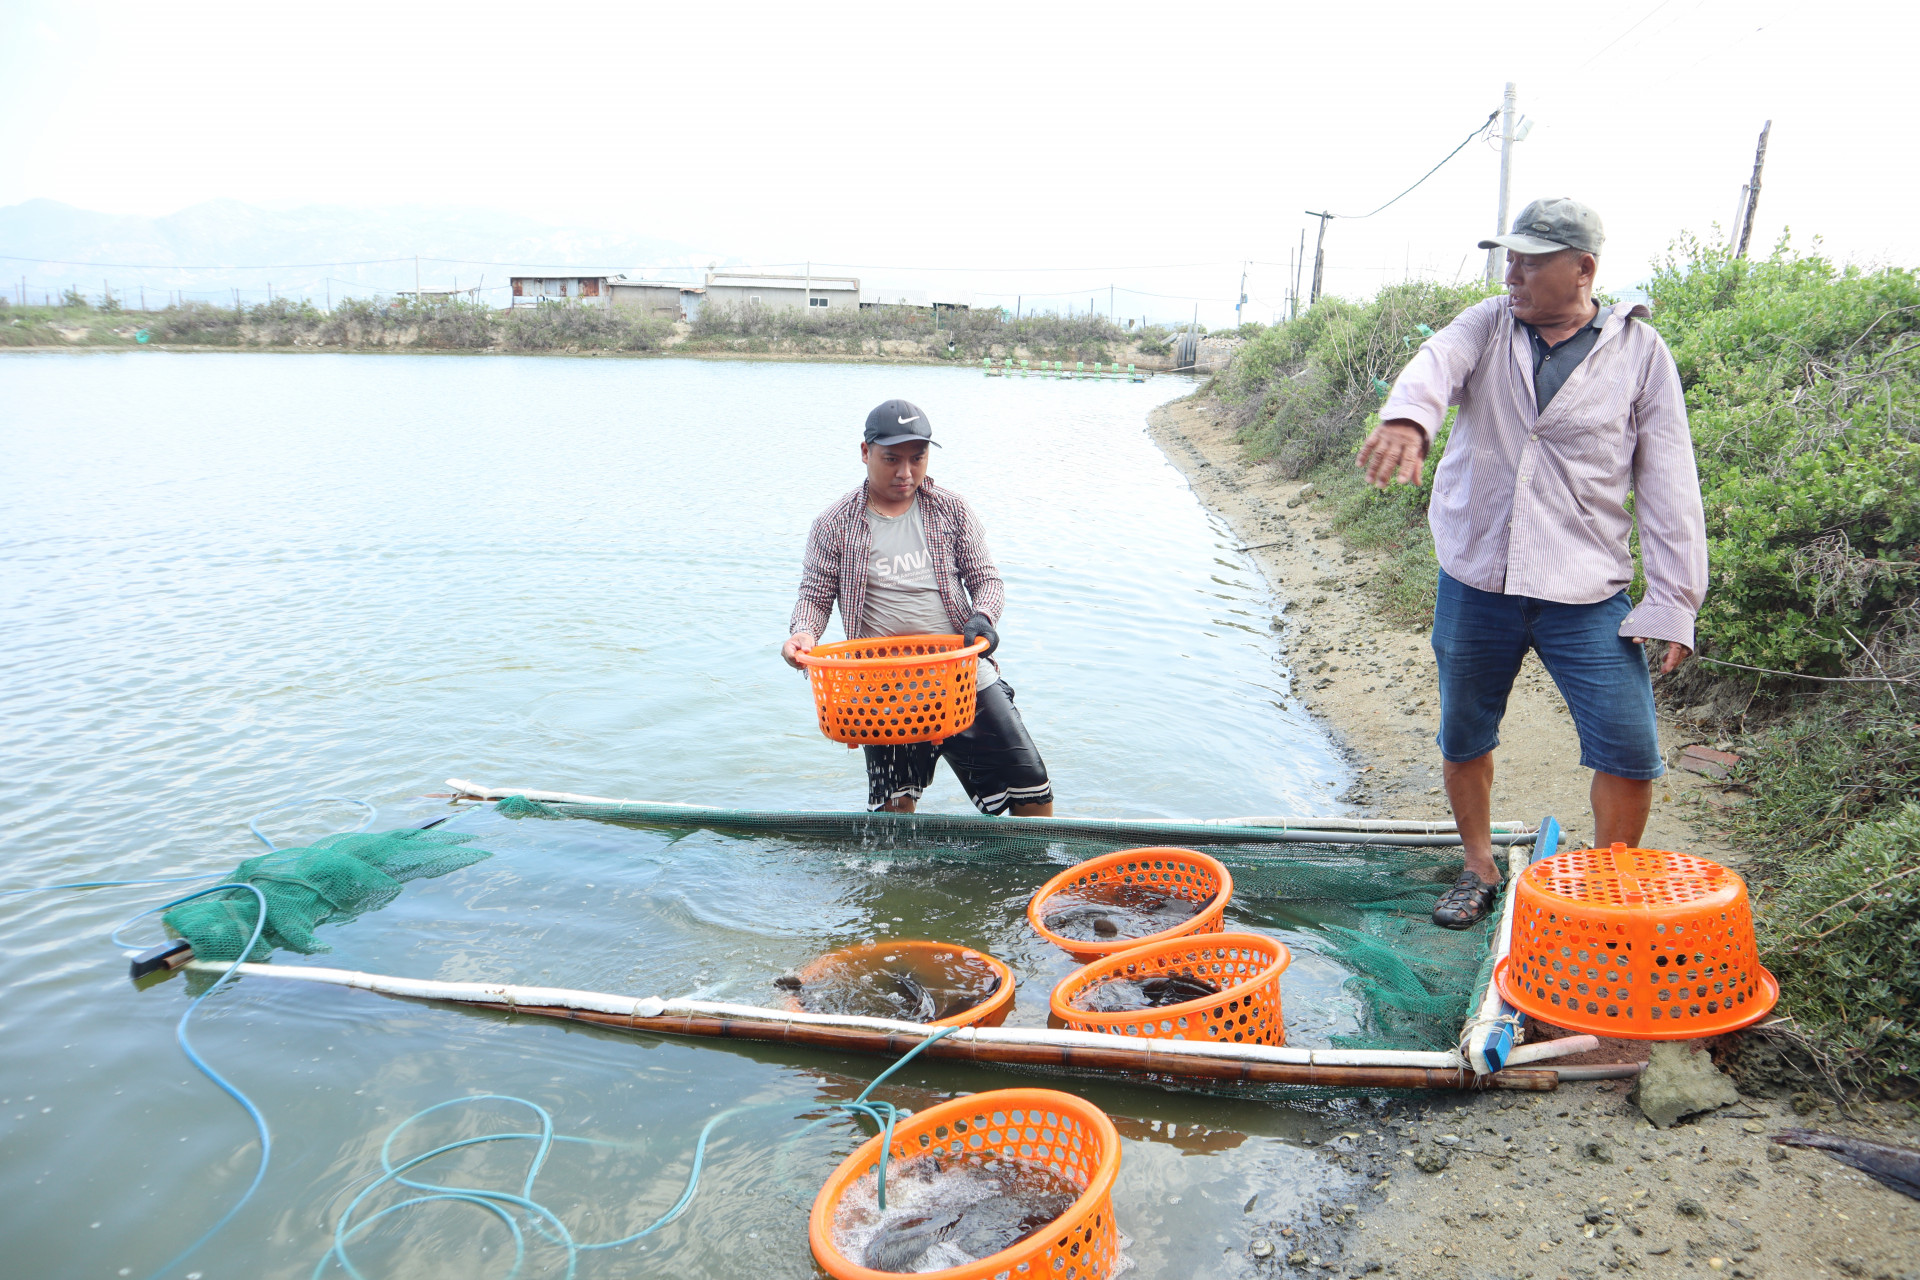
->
xmin=163 ymin=829 xmax=492 ymax=962
xmin=492 ymin=796 xmax=1501 ymax=1054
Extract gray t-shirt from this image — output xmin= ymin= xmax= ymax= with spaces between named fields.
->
xmin=860 ymin=500 xmax=998 ymax=687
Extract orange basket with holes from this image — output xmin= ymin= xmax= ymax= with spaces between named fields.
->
xmin=1494 ymin=842 xmax=1778 ymax=1041
xmin=775 ymin=940 xmax=1017 ymax=1029
xmin=796 ymin=634 xmax=989 ymax=746
xmin=1027 ymin=848 xmax=1231 ymax=963
xmin=1049 ymin=931 xmax=1290 ymax=1045
xmin=810 ymin=1087 xmax=1122 ymax=1280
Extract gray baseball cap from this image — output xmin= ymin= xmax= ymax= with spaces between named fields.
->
xmin=1479 ymin=197 xmax=1605 ymax=256
xmin=863 ymin=398 xmax=940 ymax=448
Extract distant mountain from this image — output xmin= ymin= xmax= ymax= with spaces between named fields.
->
xmin=0 ymin=199 xmax=730 ymax=306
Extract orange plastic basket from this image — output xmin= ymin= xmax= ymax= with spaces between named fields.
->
xmin=809 ymin=1087 xmax=1122 ymax=1280
xmin=1049 ymin=931 xmax=1289 ymax=1045
xmin=1495 ymin=843 xmax=1779 ymax=1041
xmin=778 ymin=939 xmax=1017 ymax=1029
xmin=796 ymin=634 xmax=989 ymax=746
xmin=1027 ymin=848 xmax=1231 ymax=963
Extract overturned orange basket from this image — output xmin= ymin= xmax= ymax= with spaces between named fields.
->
xmin=810 ymin=1087 xmax=1122 ymax=1280
xmin=796 ymin=633 xmax=989 ymax=746
xmin=1495 ymin=843 xmax=1779 ymax=1041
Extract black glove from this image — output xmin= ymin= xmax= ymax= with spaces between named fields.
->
xmin=962 ymin=612 xmax=999 ymax=658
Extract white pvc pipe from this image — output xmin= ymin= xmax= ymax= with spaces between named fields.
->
xmin=1200 ymin=817 xmax=1532 ymax=834
xmin=195 ymin=961 xmax=1490 ymax=1071
xmin=1506 ymin=1036 xmax=1599 ymax=1066
xmin=446 ymin=779 xmax=702 ymax=808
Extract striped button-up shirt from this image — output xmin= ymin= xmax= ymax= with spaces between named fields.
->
xmin=789 ymin=479 xmax=1006 ymax=642
xmin=1380 ymin=296 xmax=1708 ymax=649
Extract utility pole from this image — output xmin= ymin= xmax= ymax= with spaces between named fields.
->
xmin=1109 ymin=283 xmax=1114 ymax=321
xmin=1485 ymin=81 xmax=1518 ymax=284
xmin=415 ymin=253 xmax=421 ymax=304
xmin=1734 ymin=120 xmax=1771 ymax=260
xmin=1235 ymin=261 xmax=1247 ymax=327
xmin=1727 ymin=184 xmax=1750 ymax=253
xmin=1305 ymin=211 xmax=1333 ymax=304
xmin=804 ymin=260 xmax=812 ymax=311
xmin=1294 ymin=229 xmax=1305 ymax=319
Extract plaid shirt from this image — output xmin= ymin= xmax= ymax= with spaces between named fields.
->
xmin=789 ymin=480 xmax=1005 ymax=641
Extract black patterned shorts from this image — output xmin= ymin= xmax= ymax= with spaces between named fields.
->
xmin=864 ymin=680 xmax=1053 ymax=814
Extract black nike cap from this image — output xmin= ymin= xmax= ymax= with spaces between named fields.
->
xmin=863 ymin=398 xmax=940 ymax=448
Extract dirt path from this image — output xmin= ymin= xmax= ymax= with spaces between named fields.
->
xmin=1146 ymin=395 xmax=1920 ymax=1280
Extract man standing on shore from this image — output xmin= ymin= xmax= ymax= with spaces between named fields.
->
xmin=1357 ymin=198 xmax=1707 ymax=929
xmin=782 ymin=399 xmax=1055 ymax=817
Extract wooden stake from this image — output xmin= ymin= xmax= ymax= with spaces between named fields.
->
xmin=1735 ymin=121 xmax=1771 ymax=260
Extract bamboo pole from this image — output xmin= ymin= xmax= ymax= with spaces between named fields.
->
xmin=189 ymin=962 xmax=1580 ymax=1090
xmin=511 ymin=1004 xmax=1560 ymax=1091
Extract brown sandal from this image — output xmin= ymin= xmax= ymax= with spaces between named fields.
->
xmin=1433 ymin=871 xmax=1500 ymax=930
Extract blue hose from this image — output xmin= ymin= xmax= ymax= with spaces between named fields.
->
xmin=11 ymin=788 xmax=968 ymax=1278
xmin=317 ymin=1024 xmax=965 ymax=1277
xmin=247 ymin=796 xmax=378 ymax=850
xmin=111 ymin=882 xmax=272 ymax=1280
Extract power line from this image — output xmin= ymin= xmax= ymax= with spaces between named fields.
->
xmin=1575 ymin=0 xmax=1674 ymax=72
xmin=0 ymin=252 xmax=414 ymax=270
xmin=1322 ymin=109 xmax=1500 ymax=221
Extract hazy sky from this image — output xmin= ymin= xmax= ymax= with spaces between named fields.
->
xmin=3 ymin=0 xmax=1912 ymax=324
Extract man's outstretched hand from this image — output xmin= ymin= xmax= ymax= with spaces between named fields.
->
xmin=1357 ymin=419 xmax=1427 ymax=489
xmin=781 ymin=631 xmax=816 ymax=670
xmin=1633 ymin=637 xmax=1693 ymax=675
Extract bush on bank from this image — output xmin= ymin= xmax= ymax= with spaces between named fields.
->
xmin=683 ymin=300 xmax=1152 ymax=364
xmin=1215 ymin=239 xmax=1920 ymax=1095
xmin=1 ymin=297 xmax=674 ymax=352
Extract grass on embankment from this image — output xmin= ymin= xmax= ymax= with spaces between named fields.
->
xmin=2 ymin=297 xmax=1185 ymax=366
xmin=1211 ymin=241 xmax=1920 ymax=1098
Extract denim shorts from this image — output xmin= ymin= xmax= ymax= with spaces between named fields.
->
xmin=1430 ymin=569 xmax=1664 ymax=780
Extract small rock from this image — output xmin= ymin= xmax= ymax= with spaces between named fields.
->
xmin=1675 ymin=1198 xmax=1707 ymax=1219
xmin=1251 ymin=1239 xmax=1274 ymax=1259
xmin=1631 ymin=1042 xmax=1743 ymax=1129
xmin=1288 ymin=1250 xmax=1310 ymax=1265
xmin=1412 ymin=1146 xmax=1452 ymax=1173
xmin=1740 ymin=1120 xmax=1766 ymax=1134
xmin=1245 ymin=1194 xmax=1259 ymax=1213
xmin=1649 ymin=1244 xmax=1672 ymax=1255
xmin=1765 ymin=1145 xmax=1788 ymax=1164
xmin=1832 ymin=1259 xmax=1866 ymax=1278
xmin=1577 ymin=1139 xmax=1613 ymax=1164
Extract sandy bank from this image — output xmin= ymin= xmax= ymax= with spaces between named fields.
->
xmin=1145 ymin=393 xmax=1920 ymax=1279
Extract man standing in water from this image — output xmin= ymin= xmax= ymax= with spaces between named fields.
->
xmin=1357 ymin=198 xmax=1707 ymax=929
xmin=782 ymin=399 xmax=1055 ymax=816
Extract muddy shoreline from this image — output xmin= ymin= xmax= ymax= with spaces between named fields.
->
xmin=1145 ymin=394 xmax=1920 ymax=1280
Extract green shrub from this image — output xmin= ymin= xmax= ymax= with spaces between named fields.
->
xmin=1216 ymin=279 xmax=1500 ymax=475
xmin=500 ymin=301 xmax=667 ymax=352
xmin=1757 ymin=796 xmax=1920 ymax=1096
xmin=1646 ymin=235 xmax=1920 ymax=677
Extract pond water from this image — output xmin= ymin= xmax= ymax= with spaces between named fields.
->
xmin=0 ymin=352 xmax=1377 ymax=1280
